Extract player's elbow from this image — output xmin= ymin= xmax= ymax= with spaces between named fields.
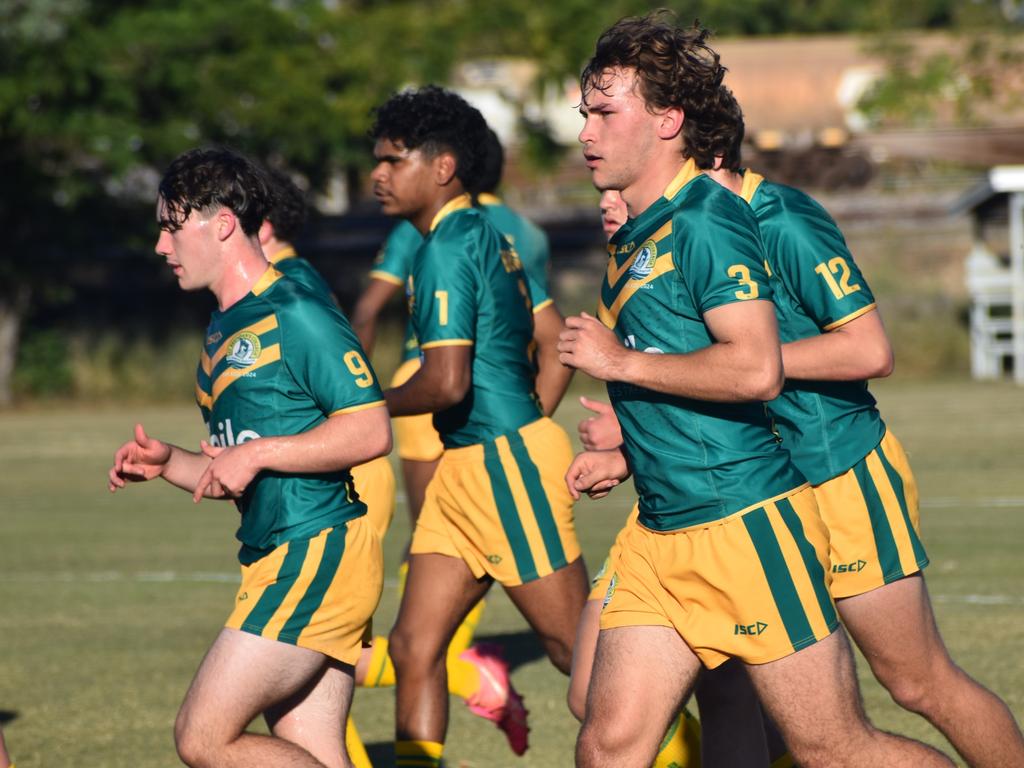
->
xmin=433 ymin=368 xmax=471 ymax=410
xmin=865 ymin=341 xmax=895 ymax=379
xmin=746 ymin=353 xmax=784 ymax=401
xmin=359 ymin=409 xmax=393 ymax=462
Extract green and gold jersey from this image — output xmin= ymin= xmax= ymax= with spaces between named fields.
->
xmin=741 ymin=172 xmax=885 ymax=485
xmin=601 ymin=159 xmax=805 ymax=532
xmin=195 ymin=267 xmax=385 ymax=565
xmin=410 ymin=193 xmax=543 ymax=447
xmin=373 ymin=202 xmax=552 ymax=364
xmin=370 ymin=221 xmax=423 ymax=363
xmin=478 ymin=193 xmax=553 ymax=301
xmin=268 ymin=246 xmax=334 ymax=302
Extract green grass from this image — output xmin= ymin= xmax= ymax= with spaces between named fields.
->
xmin=2 ymin=377 xmax=1023 ymax=766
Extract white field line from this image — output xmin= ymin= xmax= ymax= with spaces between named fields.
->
xmin=922 ymin=497 xmax=1024 ymax=509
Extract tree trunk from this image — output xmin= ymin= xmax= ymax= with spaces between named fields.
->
xmin=0 ymin=287 xmax=30 ymax=408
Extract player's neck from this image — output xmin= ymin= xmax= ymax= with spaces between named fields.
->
xmin=263 ymin=238 xmax=293 ymax=263
xmin=410 ymin=186 xmax=467 ymax=236
xmin=704 ymin=167 xmax=744 ymax=195
xmin=211 ymin=241 xmax=271 ymax=311
xmin=621 ymin=153 xmax=688 ymax=219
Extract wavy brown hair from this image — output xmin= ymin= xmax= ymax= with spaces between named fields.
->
xmin=580 ymin=12 xmax=732 ymax=169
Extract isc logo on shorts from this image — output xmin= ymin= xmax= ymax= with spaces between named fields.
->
xmin=832 ymin=559 xmax=868 ymax=573
xmin=734 ymin=621 xmax=768 ymax=635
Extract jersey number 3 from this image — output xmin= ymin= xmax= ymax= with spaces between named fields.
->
xmin=727 ymin=264 xmax=760 ymax=300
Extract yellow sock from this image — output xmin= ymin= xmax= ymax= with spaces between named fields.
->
xmin=345 ymin=717 xmax=373 ymax=768
xmin=396 ymin=739 xmax=443 ymax=767
xmin=397 ymin=560 xmax=409 ymax=598
xmin=446 ymin=598 xmax=485 ymax=660
xmin=361 ymin=637 xmax=396 ymax=688
xmin=445 ymin=653 xmax=481 ymax=700
xmin=654 ymin=706 xmax=702 ymax=768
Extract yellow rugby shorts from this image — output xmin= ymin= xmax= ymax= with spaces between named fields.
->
xmin=226 ymin=517 xmax=383 ymax=665
xmin=410 ymin=417 xmax=581 ymax=586
xmin=350 ymin=455 xmax=396 ymax=539
xmin=601 ymin=487 xmax=839 ymax=668
xmin=390 ymin=358 xmax=444 ymax=463
xmin=589 ymin=505 xmax=640 ymax=602
xmin=814 ymin=430 xmax=929 ymax=599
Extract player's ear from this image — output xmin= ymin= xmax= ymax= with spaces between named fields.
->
xmin=434 ymin=152 xmax=458 ymax=187
xmin=215 ymin=208 xmax=237 ymax=242
xmin=257 ymin=219 xmax=274 ymax=245
xmin=657 ymin=106 xmax=685 ymax=141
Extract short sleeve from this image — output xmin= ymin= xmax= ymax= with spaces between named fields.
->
xmin=412 ymin=227 xmax=479 ymax=349
xmin=281 ymin=298 xmax=385 ymax=416
xmin=678 ymin=203 xmax=773 ymax=314
xmin=369 ymin=221 xmax=422 ymax=287
xmin=769 ymin=200 xmax=876 ymax=331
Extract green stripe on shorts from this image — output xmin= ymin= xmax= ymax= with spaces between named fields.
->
xmin=279 ymin=526 xmax=348 ymax=642
xmin=852 ymin=458 xmax=903 ymax=582
xmin=507 ymin=430 xmax=568 ymax=571
xmin=876 ymin=447 xmax=929 ymax=568
xmin=743 ymin=508 xmax=816 ymax=651
xmin=483 ymin=440 xmax=538 ymax=581
xmin=242 ymin=537 xmax=311 ymax=634
xmin=776 ymin=497 xmax=837 ymax=628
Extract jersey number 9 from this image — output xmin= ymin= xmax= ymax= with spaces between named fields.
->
xmin=343 ymin=351 xmax=375 ymax=388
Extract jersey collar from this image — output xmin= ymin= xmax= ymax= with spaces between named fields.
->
xmin=476 ymin=192 xmax=502 ymax=207
xmin=267 ymin=245 xmax=297 ymax=264
xmin=252 ymin=265 xmax=284 ymax=296
xmin=430 ymin=193 xmax=473 ymax=232
xmin=662 ymin=157 xmax=702 ymax=200
xmin=740 ymin=169 xmax=766 ymax=204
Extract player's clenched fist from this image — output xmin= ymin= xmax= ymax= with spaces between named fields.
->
xmin=557 ymin=312 xmax=627 ymax=381
xmin=109 ymin=423 xmax=171 ymax=491
xmin=577 ymin=396 xmax=622 ymax=451
xmin=564 ymin=448 xmax=630 ymax=501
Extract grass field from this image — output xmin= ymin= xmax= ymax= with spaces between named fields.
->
xmin=2 ymin=377 xmax=1024 ymax=767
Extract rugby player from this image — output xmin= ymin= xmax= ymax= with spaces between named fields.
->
xmin=108 ymin=148 xmax=391 ymax=768
xmin=558 ymin=15 xmax=953 ymax=768
xmin=701 ymin=87 xmax=1024 ymax=768
xmin=369 ymin=86 xmax=588 ymax=768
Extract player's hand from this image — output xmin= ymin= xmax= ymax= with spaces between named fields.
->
xmin=109 ymin=423 xmax=172 ymax=492
xmin=192 ymin=440 xmax=261 ymax=502
xmin=578 ymin=396 xmax=623 ymax=451
xmin=557 ymin=312 xmax=628 ymax=382
xmin=565 ymin=449 xmax=630 ymax=501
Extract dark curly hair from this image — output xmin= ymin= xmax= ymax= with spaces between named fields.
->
xmin=708 ymin=86 xmax=745 ymax=172
xmin=469 ymin=128 xmax=504 ymax=196
xmin=370 ymin=85 xmax=489 ymax=190
xmin=158 ymin=147 xmax=274 ymax=236
xmin=265 ymin=167 xmax=308 ymax=242
xmin=580 ymin=12 xmax=728 ymax=169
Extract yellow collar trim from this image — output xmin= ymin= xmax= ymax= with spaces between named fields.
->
xmin=252 ymin=266 xmax=283 ymax=296
xmin=476 ymin=192 xmax=502 ymax=206
xmin=663 ymin=157 xmax=702 ymax=200
xmin=268 ymin=245 xmax=297 ymax=264
xmin=430 ymin=193 xmax=473 ymax=232
xmin=740 ymin=170 xmax=765 ymax=204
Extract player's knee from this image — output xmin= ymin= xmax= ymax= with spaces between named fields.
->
xmin=884 ymin=672 xmax=938 ymax=715
xmin=388 ymin=623 xmax=443 ymax=673
xmin=539 ymin=635 xmax=574 ymax=674
xmin=576 ymin=715 xmax=641 ymax=765
xmin=174 ymin=712 xmax=213 ymax=768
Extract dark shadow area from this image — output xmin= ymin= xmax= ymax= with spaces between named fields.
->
xmin=365 ymin=742 xmax=394 ymax=767
xmin=0 ymin=710 xmax=17 ymax=725
xmin=475 ymin=630 xmax=547 ymax=673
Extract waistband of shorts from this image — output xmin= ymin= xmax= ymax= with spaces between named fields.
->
xmin=438 ymin=416 xmax=561 ymax=464
xmin=639 ymin=482 xmax=812 ymax=535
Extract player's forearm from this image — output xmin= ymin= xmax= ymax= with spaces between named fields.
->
xmin=535 ymin=348 xmax=573 ymax=416
xmin=247 ymin=406 xmax=392 ymax=473
xmin=160 ymin=445 xmax=213 ymax=492
xmin=781 ymin=315 xmax=894 ymax=382
xmin=616 ymin=342 xmax=783 ymax=403
xmin=351 ymin=278 xmax=400 ymax=353
xmin=384 ymin=348 xmax=470 ymax=416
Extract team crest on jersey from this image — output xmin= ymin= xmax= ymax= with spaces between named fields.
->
xmin=225 ymin=331 xmax=262 ymax=368
xmin=628 ymin=240 xmax=657 ymax=280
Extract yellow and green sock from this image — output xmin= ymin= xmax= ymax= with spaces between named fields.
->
xmin=396 ymin=739 xmax=443 ymax=768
